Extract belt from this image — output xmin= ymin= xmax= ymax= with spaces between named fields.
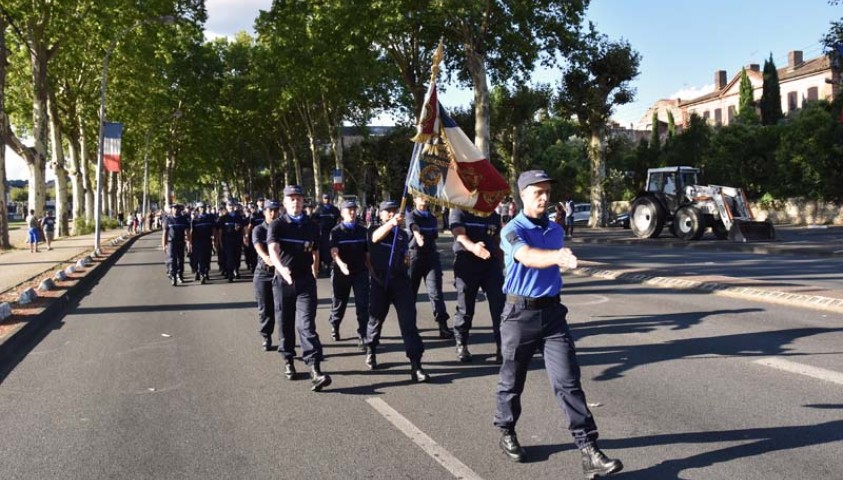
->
xmin=505 ymin=294 xmax=560 ymax=309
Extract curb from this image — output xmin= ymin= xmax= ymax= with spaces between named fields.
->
xmin=570 ymin=264 xmax=843 ymax=314
xmin=0 ymin=233 xmax=145 ymax=367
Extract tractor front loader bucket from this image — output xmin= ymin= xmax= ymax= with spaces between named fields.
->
xmin=727 ymin=219 xmax=777 ymax=242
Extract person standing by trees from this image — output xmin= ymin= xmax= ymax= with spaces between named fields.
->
xmin=41 ymin=210 xmax=55 ymax=250
xmin=26 ymin=209 xmax=39 ymax=253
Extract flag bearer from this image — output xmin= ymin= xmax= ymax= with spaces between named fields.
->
xmin=268 ymin=185 xmax=331 ymax=392
xmin=327 ymin=199 xmax=369 ymax=347
xmin=365 ymin=200 xmax=429 ymax=383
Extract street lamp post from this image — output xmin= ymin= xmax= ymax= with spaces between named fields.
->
xmin=141 ymin=129 xmax=151 ymax=232
xmin=94 ymin=15 xmax=175 ymax=254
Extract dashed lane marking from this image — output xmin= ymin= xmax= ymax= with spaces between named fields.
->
xmin=367 ymin=397 xmax=485 ymax=480
xmin=753 ymin=357 xmax=843 ymax=386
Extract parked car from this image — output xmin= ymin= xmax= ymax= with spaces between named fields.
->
xmin=548 ymin=203 xmax=591 ymax=223
xmin=609 ymin=212 xmax=631 ymax=229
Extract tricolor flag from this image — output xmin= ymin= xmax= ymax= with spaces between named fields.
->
xmin=103 ymin=122 xmax=123 ymax=173
xmin=407 ymin=87 xmax=509 ymax=216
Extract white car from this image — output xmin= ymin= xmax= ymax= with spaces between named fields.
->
xmin=548 ymin=203 xmax=591 ymax=223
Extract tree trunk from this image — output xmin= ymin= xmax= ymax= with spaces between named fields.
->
xmin=510 ymin=126 xmax=520 ymax=207
xmin=108 ymin=171 xmax=117 ymax=218
xmin=464 ymin=48 xmax=491 ymax=159
xmin=307 ymin=133 xmax=322 ymax=199
xmin=67 ymin=128 xmax=84 ymax=231
xmin=28 ymin=40 xmax=50 ymax=217
xmin=291 ymin=148 xmax=302 ymax=186
xmin=164 ymin=151 xmax=175 ymax=206
xmin=47 ymin=92 xmax=69 ymax=236
xmin=0 ymin=19 xmax=10 ymax=249
xmin=588 ymin=129 xmax=607 ymax=228
xmin=80 ymin=120 xmax=94 ymax=222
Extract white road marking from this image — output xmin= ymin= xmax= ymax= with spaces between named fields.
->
xmin=754 ymin=358 xmax=843 ymax=386
xmin=565 ymin=294 xmax=610 ymax=306
xmin=367 ymin=397 xmax=485 ymax=480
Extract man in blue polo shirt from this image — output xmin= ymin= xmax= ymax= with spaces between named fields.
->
xmin=493 ymin=170 xmax=623 ymax=478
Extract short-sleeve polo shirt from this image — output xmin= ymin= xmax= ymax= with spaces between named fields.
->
xmin=500 ymin=212 xmax=565 ymax=297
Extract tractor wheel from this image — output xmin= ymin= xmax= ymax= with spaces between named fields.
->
xmin=674 ymin=206 xmax=705 ymax=240
xmin=630 ymin=196 xmax=665 ymax=239
xmin=711 ymin=220 xmax=729 ymax=240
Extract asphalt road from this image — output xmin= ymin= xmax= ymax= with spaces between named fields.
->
xmin=1 ymin=235 xmax=841 ymax=479
xmin=573 ymin=242 xmax=843 ymax=292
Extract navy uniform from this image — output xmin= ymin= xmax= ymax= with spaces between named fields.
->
xmin=217 ymin=201 xmax=246 ymax=282
xmin=327 ymin=199 xmax=369 ymax=345
xmin=191 ymin=203 xmax=215 ymax=283
xmin=244 ymin=201 xmax=264 ymax=273
xmin=267 ymin=185 xmax=331 ymax=391
xmin=493 ymin=170 xmax=622 ymax=477
xmin=253 ymin=200 xmax=281 ymax=351
xmin=313 ymin=193 xmax=340 ymax=274
xmin=162 ymin=204 xmax=190 ymax=286
xmin=449 ymin=208 xmax=505 ymax=363
xmin=365 ymin=200 xmax=429 ymax=382
xmin=406 ymin=198 xmax=453 ymax=338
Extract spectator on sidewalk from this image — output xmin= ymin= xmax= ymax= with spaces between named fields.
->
xmin=41 ymin=210 xmax=56 ymax=250
xmin=26 ymin=209 xmax=40 ymax=253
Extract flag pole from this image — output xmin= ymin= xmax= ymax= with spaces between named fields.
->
xmin=385 ymin=38 xmax=445 ymax=288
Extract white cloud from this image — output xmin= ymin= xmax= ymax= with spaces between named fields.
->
xmin=204 ymin=0 xmax=272 ymax=37
xmin=668 ymin=84 xmax=715 ymax=102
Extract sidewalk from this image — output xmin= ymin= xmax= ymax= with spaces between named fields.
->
xmin=0 ymin=227 xmax=133 ymax=295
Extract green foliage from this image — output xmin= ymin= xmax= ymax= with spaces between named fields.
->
xmin=650 ymin=110 xmax=660 ymax=153
xmin=10 ymin=187 xmax=27 ymax=202
xmin=667 ymin=110 xmax=676 ymax=139
xmin=737 ymin=68 xmax=760 ymax=124
xmin=760 ymin=54 xmax=783 ymax=125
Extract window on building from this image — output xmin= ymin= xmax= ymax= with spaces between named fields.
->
xmin=703 ymin=111 xmax=710 ymax=120
xmin=727 ymin=105 xmax=736 ymax=123
xmin=806 ymin=86 xmax=819 ymax=102
xmin=714 ymin=108 xmax=722 ymax=124
xmin=788 ymin=91 xmax=798 ymax=111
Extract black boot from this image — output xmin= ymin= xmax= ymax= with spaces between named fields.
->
xmin=410 ymin=359 xmax=429 ymax=383
xmin=171 ymin=275 xmax=177 ymax=287
xmin=456 ymin=341 xmax=472 ymax=362
xmin=494 ymin=345 xmax=503 ymax=365
xmin=365 ymin=347 xmax=378 ymax=370
xmin=310 ymin=362 xmax=332 ymax=391
xmin=357 ymin=335 xmax=366 ymax=351
xmin=438 ymin=321 xmax=454 ymax=339
xmin=499 ymin=431 xmax=525 ymax=462
xmin=581 ymin=444 xmax=623 ymax=479
xmin=201 ymin=274 xmax=208 ymax=284
xmin=261 ymin=335 xmax=273 ymax=352
xmin=330 ymin=324 xmax=340 ymax=341
xmin=194 ymin=272 xmax=200 ymax=281
xmin=284 ymin=360 xmax=297 ymax=380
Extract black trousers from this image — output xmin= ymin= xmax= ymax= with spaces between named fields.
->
xmin=329 ymin=268 xmax=369 ymax=338
xmin=453 ymin=255 xmax=504 ymax=346
xmin=409 ymin=251 xmax=449 ymax=324
xmin=222 ymin=236 xmax=242 ymax=274
xmin=194 ymin=243 xmax=212 ymax=276
xmin=366 ymin=272 xmax=424 ymax=361
xmin=493 ymin=300 xmax=598 ymax=449
xmin=254 ymin=270 xmax=275 ymax=338
xmin=166 ymin=242 xmax=185 ymax=277
xmin=272 ymin=274 xmax=323 ymax=365
xmin=244 ymin=241 xmax=257 ymax=272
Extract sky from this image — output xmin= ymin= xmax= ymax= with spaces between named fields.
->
xmin=6 ymin=0 xmax=840 ymax=180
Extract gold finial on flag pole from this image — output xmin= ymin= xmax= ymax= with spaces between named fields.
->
xmin=430 ymin=37 xmax=444 ymax=82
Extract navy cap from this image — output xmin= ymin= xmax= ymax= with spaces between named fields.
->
xmin=173 ymin=203 xmax=184 ymax=210
xmin=322 ymin=193 xmax=331 ymax=199
xmin=379 ymin=200 xmax=399 ymax=211
xmin=341 ymin=199 xmax=358 ymax=209
xmin=517 ymin=170 xmax=556 ymax=191
xmin=264 ymin=200 xmax=281 ymax=210
xmin=284 ymin=185 xmax=304 ymax=196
